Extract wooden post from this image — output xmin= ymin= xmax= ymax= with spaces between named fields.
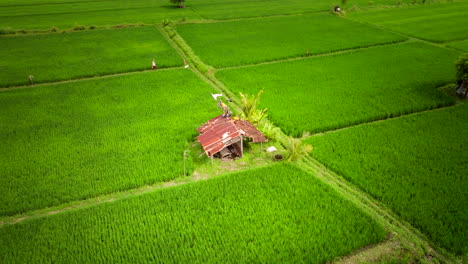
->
xmin=240 ymin=137 xmax=243 ymax=158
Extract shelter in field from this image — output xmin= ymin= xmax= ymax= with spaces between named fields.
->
xmin=197 ymin=115 xmax=267 ymax=160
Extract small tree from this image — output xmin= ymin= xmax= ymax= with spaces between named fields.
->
xmin=455 ymin=53 xmax=468 ymax=83
xmin=170 ymin=0 xmax=185 ymax=8
xmin=455 ymin=53 xmax=468 ymax=98
xmin=284 ymin=137 xmax=313 ymax=162
xmin=238 ymin=89 xmax=268 ymax=125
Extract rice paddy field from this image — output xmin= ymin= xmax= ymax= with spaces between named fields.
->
xmin=305 ymin=104 xmax=468 ymax=255
xmin=0 ymin=164 xmax=387 ymax=263
xmin=1 ymin=0 xmax=467 ymax=262
xmin=0 ymin=26 xmax=181 ymax=87
xmin=0 ymin=1 xmax=201 ymax=31
xmin=348 ymin=2 xmax=468 ymax=42
xmin=448 ymin=39 xmax=468 ymax=52
xmin=0 ymin=69 xmax=218 ymax=216
xmin=178 ymin=13 xmax=406 ymax=67
xmin=216 ymin=42 xmax=458 ymax=136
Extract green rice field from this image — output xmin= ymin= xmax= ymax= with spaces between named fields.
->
xmin=178 ymin=13 xmax=406 ymax=67
xmin=0 ymin=164 xmax=386 ymax=263
xmin=0 ymin=69 xmax=218 ymax=216
xmin=349 ymin=2 xmax=468 ymax=42
xmin=0 ymin=26 xmax=181 ymax=87
xmin=447 ymin=39 xmax=468 ymax=52
xmin=1 ymin=0 xmax=467 ymax=262
xmin=216 ymin=42 xmax=459 ymax=136
xmin=0 ymin=1 xmax=201 ymax=31
xmin=305 ymin=104 xmax=468 ymax=255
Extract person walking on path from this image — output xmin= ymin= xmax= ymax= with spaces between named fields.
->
xmin=152 ymin=59 xmax=157 ymax=70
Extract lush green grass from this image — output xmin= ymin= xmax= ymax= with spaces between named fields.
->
xmin=0 ymin=26 xmax=182 ymax=87
xmin=305 ymin=104 xmax=468 ymax=255
xmin=0 ymin=2 xmax=201 ymax=31
xmin=178 ymin=13 xmax=406 ymax=67
xmin=0 ymin=164 xmax=387 ymax=263
xmin=0 ymin=69 xmax=220 ymax=216
xmin=216 ymin=42 xmax=458 ymax=136
xmin=447 ymin=39 xmax=468 ymax=52
xmin=349 ymin=2 xmax=468 ymax=42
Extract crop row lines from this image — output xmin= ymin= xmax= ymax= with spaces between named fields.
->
xmin=304 ymin=103 xmax=464 ymax=139
xmin=297 ymin=157 xmax=461 ymax=263
xmin=215 ymin=38 xmax=413 ymax=71
xmin=341 ymin=15 xmax=464 ymax=52
xmin=0 ymin=160 xmax=277 ymax=227
xmin=170 ymin=19 xmax=461 ymax=261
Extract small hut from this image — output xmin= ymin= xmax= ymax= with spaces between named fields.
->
xmin=197 ymin=115 xmax=267 ymax=160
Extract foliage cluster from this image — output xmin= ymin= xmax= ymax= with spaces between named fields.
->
xmin=349 ymin=2 xmax=468 ymax=42
xmin=238 ymin=89 xmax=268 ymax=125
xmin=0 ymin=26 xmax=181 ymax=87
xmin=455 ymin=53 xmax=468 ymax=83
xmin=0 ymin=164 xmax=386 ymax=263
xmin=170 ymin=0 xmax=186 ymax=8
xmin=177 ymin=13 xmax=406 ymax=67
xmin=216 ymin=42 xmax=458 ymax=136
xmin=0 ymin=69 xmax=218 ymax=216
xmin=305 ymin=104 xmax=468 ymax=255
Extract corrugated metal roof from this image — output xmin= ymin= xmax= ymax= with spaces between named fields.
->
xmin=197 ymin=115 xmax=267 ymax=157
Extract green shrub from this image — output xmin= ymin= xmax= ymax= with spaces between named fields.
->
xmin=455 ymin=53 xmax=468 ymax=83
xmin=73 ymin=25 xmax=86 ymax=31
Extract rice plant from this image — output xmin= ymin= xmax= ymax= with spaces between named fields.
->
xmin=0 ymin=69 xmax=219 ymax=216
xmin=0 ymin=164 xmax=387 ymax=263
xmin=306 ymin=104 xmax=468 ymax=255
xmin=216 ymin=42 xmax=458 ymax=136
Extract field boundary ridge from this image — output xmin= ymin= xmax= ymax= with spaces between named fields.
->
xmin=297 ymin=158 xmax=462 ymax=263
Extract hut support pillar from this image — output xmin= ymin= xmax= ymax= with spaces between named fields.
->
xmin=240 ymin=137 xmax=243 ymax=158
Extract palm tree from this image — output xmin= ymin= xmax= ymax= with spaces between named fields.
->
xmin=238 ymin=89 xmax=268 ymax=125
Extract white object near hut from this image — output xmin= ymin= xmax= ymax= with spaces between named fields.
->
xmin=267 ymin=146 xmax=277 ymax=152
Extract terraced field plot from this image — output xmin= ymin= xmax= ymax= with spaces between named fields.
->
xmin=216 ymin=42 xmax=458 ymax=136
xmin=349 ymin=2 xmax=468 ymax=42
xmin=0 ymin=164 xmax=386 ymax=263
xmin=448 ymin=39 xmax=468 ymax=52
xmin=178 ymin=13 xmax=406 ymax=67
xmin=189 ymin=0 xmax=435 ymax=19
xmin=0 ymin=26 xmax=181 ymax=87
xmin=0 ymin=1 xmax=201 ymax=31
xmin=0 ymin=69 xmax=219 ymax=216
xmin=305 ymin=104 xmax=468 ymax=255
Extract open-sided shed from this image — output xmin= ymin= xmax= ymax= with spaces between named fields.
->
xmin=197 ymin=115 xmax=267 ymax=159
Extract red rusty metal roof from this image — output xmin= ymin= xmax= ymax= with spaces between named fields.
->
xmin=197 ymin=115 xmax=267 ymax=157
xmin=233 ymin=119 xmax=268 ymax=143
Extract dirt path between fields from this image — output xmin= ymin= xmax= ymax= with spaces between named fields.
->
xmin=1 ymin=12 xmax=464 ymax=263
xmin=298 ymin=157 xmax=459 ymax=263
